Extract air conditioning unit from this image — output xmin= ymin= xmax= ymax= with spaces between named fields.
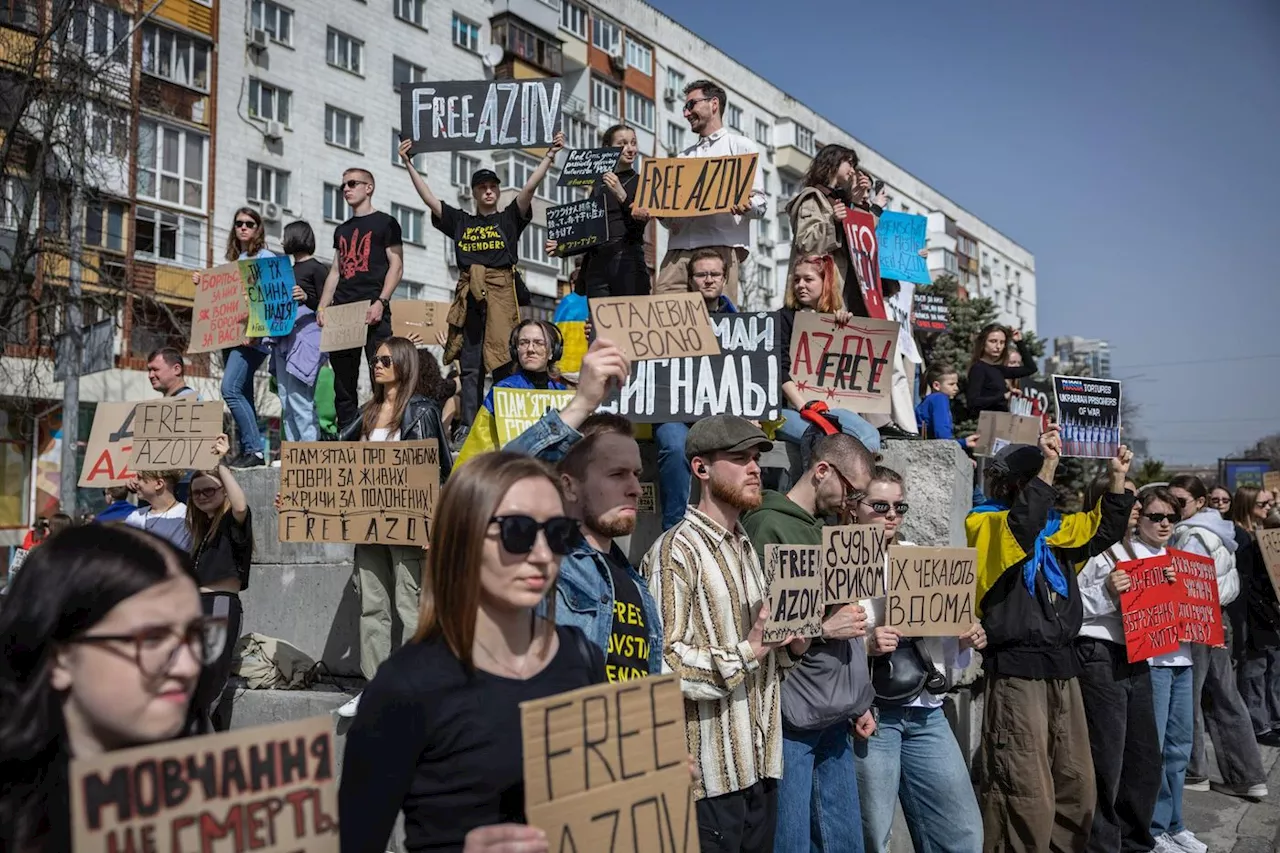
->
xmin=457 ymin=185 xmax=473 ymax=200
xmin=609 ymin=51 xmax=626 ymax=72
xmin=248 ymin=28 xmax=268 ymax=49
xmin=662 ymin=87 xmax=677 ymax=104
xmin=263 ymin=120 xmax=284 ymax=140
xmin=262 ymin=201 xmax=282 ymax=221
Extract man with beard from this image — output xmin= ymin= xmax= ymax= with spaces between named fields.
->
xmin=643 ymin=415 xmax=811 ymax=853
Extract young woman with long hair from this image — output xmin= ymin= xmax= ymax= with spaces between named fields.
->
xmin=272 ymin=220 xmax=327 ymax=441
xmin=338 ymin=452 xmax=604 ymax=853
xmin=0 ymin=525 xmax=223 ymax=853
xmin=1230 ymin=486 xmax=1280 ymax=737
xmin=965 ymin=323 xmax=1037 ymax=418
xmin=785 ymin=144 xmax=869 ymax=313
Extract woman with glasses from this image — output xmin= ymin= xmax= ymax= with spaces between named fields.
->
xmin=0 ymin=525 xmax=225 ymax=853
xmin=1208 ymin=485 xmax=1233 ymax=517
xmin=855 ymin=466 xmax=985 ymax=853
xmin=339 ymin=452 xmax=604 ymax=853
xmin=1230 ymin=487 xmax=1280 ymax=738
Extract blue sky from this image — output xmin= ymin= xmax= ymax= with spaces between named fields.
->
xmin=646 ymin=0 xmax=1280 ymax=465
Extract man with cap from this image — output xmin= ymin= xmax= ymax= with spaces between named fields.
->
xmin=965 ymin=424 xmax=1134 ymax=853
xmin=398 ymin=132 xmax=564 ymax=433
xmin=642 ymin=414 xmax=811 ymax=853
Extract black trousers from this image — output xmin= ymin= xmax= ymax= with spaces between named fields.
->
xmin=1075 ymin=637 xmax=1161 ymax=853
xmin=457 ymin=295 xmax=489 ymax=430
xmin=695 ymin=778 xmax=778 ymax=853
xmin=193 ymin=591 xmax=243 ymax=733
xmin=578 ymin=241 xmax=649 ymax=299
xmin=330 ymin=310 xmax=392 ymax=433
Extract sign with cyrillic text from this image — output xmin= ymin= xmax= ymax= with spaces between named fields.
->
xmin=557 ymin=147 xmax=621 ymax=188
xmin=319 ymin=301 xmax=371 ymax=353
xmin=79 ymin=401 xmax=140 ymax=487
xmin=821 ymin=524 xmax=887 ymax=605
xmin=975 ymin=411 xmax=1044 ymax=458
xmin=632 ymin=153 xmax=757 ymax=218
xmin=128 ymin=399 xmax=222 ymax=471
xmin=400 ymin=79 xmax=563 ymax=154
xmin=493 ymin=388 xmax=576 ymax=446
xmin=788 ymin=312 xmax=897 ymax=414
xmin=243 ymin=255 xmax=297 ymax=338
xmin=875 ymin=212 xmax=930 ymax=285
xmin=390 ymin=299 xmax=451 ymax=344
xmin=547 ymin=197 xmax=608 ymax=256
xmin=884 ymin=546 xmax=977 ymax=637
xmin=1053 ymin=375 xmax=1122 ymax=459
xmin=190 ymin=261 xmax=248 ymax=355
xmin=844 ymin=208 xmax=886 ymax=320
xmin=763 ymin=544 xmax=824 ymax=644
xmin=1171 ymin=548 xmax=1223 ymax=647
xmin=911 ymin=291 xmax=948 ymax=332
xmin=590 ymin=293 xmax=720 ymax=362
xmin=1118 ymin=554 xmax=1182 ymax=663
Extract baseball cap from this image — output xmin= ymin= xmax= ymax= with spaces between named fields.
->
xmin=685 ymin=415 xmax=772 ymax=460
xmin=990 ymin=443 xmax=1044 ymax=479
xmin=470 ymin=168 xmax=501 ymax=188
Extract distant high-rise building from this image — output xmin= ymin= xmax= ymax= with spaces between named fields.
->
xmin=1047 ymin=336 xmax=1111 ymax=378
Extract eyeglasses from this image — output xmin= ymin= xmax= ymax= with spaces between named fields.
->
xmin=860 ymin=498 xmax=910 ymax=517
xmin=1258 ymin=500 xmax=1276 ymax=510
xmin=234 ymin=220 xmax=258 ymax=229
xmin=683 ymin=97 xmax=713 ymax=112
xmin=191 ymin=485 xmax=223 ymax=500
xmin=489 ymin=515 xmax=581 ymax=555
xmin=1143 ymin=513 xmax=1180 ymax=524
xmin=374 ymin=355 xmax=394 ymax=368
xmin=343 ymin=179 xmax=370 ymax=189
xmin=1208 ymin=497 xmax=1231 ymax=506
xmin=516 ymin=339 xmax=548 ymax=350
xmin=67 ymin=617 xmax=228 ymax=678
xmin=827 ymin=465 xmax=863 ymax=505
xmin=691 ymin=271 xmax=725 ymax=281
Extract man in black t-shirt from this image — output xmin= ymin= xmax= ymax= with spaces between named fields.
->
xmin=317 ymin=167 xmax=404 ymax=431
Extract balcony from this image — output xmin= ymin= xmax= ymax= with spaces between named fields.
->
xmin=775 ymin=144 xmax=812 ymax=177
xmin=491 ymin=11 xmax=563 ymax=76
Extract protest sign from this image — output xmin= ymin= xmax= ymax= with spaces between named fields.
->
xmin=390 ymin=299 xmax=451 ymax=343
xmin=190 ymin=261 xmax=248 ymax=355
xmin=884 ymin=546 xmax=978 ymax=637
xmin=632 ymin=153 xmax=757 ymax=218
xmin=557 ymin=147 xmax=621 ymax=188
xmin=884 ymin=280 xmax=920 ymax=364
xmin=242 ymin=255 xmax=297 ymax=338
xmin=493 ymin=388 xmax=576 ymax=445
xmin=8 ymin=547 xmax=27 ymax=584
xmin=975 ymin=411 xmax=1044 ymax=458
xmin=277 ymin=441 xmax=439 ymax=546
xmin=1053 ymin=375 xmax=1122 ymax=459
xmin=1258 ymin=529 xmax=1280 ymax=603
xmin=763 ymin=544 xmax=824 ymax=644
xmin=598 ymin=311 xmax=779 ymax=423
xmin=638 ymin=482 xmax=657 ymax=514
xmin=1118 ymin=554 xmax=1182 ymax=663
xmin=591 ymin=293 xmax=720 ymax=362
xmin=319 ymin=301 xmax=371 ymax=353
xmin=875 ymin=212 xmax=930 ymax=285
xmin=79 ymin=401 xmax=139 ymax=487
xmin=821 ymin=524 xmax=887 ymax=605
xmin=70 ymin=715 xmax=339 ymax=853
xmin=547 ymin=197 xmax=608 ymax=256
xmin=1264 ymin=471 xmax=1280 ymax=493
xmin=521 ymin=675 xmax=695 ymax=852
xmin=788 ymin=312 xmax=897 ymax=414
xmin=127 ymin=399 xmax=222 ymax=471
xmin=844 ymin=208 xmax=886 ymax=320
xmin=400 ymin=78 xmax=563 ymax=154
xmin=55 ymin=318 xmax=115 ymax=381
xmin=912 ymin=290 xmax=949 ymax=332
xmin=1010 ymin=386 xmax=1052 ymax=433
xmin=1171 ymin=548 xmax=1224 ymax=647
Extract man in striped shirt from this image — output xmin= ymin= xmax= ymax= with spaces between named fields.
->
xmin=643 ymin=414 xmax=811 ymax=853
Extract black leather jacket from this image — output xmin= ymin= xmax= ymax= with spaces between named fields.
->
xmin=338 ymin=394 xmax=453 ymax=482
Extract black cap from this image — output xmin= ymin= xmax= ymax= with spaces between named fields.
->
xmin=685 ymin=415 xmax=772 ymax=461
xmin=990 ymin=443 xmax=1044 ymax=479
xmin=470 ymin=168 xmax=500 ymax=188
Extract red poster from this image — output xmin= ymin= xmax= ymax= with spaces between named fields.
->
xmin=843 ymin=209 xmax=886 ymax=320
xmin=1170 ymin=548 xmax=1224 ymax=647
xmin=1118 ymin=555 xmax=1181 ymax=663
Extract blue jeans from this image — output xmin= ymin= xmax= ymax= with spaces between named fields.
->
xmin=655 ymin=422 xmax=690 ymax=530
xmin=222 ymin=346 xmax=266 ymax=456
xmin=778 ymin=408 xmax=881 ymax=452
xmin=854 ymin=706 xmax=981 ymax=853
xmin=1149 ymin=665 xmax=1193 ymax=837
xmin=776 ymin=724 xmax=862 ymax=853
xmin=276 ymin=366 xmax=318 ymax=442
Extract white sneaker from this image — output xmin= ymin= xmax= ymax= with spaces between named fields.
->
xmin=1168 ymin=829 xmax=1208 ymax=853
xmin=1209 ymin=780 xmax=1268 ymax=799
xmin=1152 ymin=835 xmax=1185 ymax=853
xmin=336 ymin=692 xmax=361 ymax=718
xmin=1183 ymin=777 xmax=1209 ymax=792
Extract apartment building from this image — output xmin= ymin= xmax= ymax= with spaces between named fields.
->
xmin=1046 ymin=335 xmax=1112 ymax=379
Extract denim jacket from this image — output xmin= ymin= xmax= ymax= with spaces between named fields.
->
xmin=505 ymin=408 xmax=582 ymax=463
xmin=556 ymin=540 xmax=665 ymax=676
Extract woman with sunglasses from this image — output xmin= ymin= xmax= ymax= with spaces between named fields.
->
xmin=1208 ymin=485 xmax=1233 ymax=517
xmin=1230 ymin=486 xmax=1280 ymax=738
xmin=339 ymin=452 xmax=603 ymax=853
xmin=855 ymin=466 xmax=985 ymax=853
xmin=0 ymin=524 xmax=225 ymax=853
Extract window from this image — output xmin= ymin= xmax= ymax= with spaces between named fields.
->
xmin=624 ymin=90 xmax=654 ymax=131
xmin=0 ymin=0 xmax=39 ymax=31
xmin=592 ymin=76 xmax=619 ymax=117
xmin=666 ymin=68 xmax=685 ymax=97
xmin=326 ymin=28 xmax=363 ymax=73
xmin=399 ymin=280 xmax=427 ymax=301
xmin=68 ymin=2 xmax=129 ymax=64
xmin=0 ymin=175 xmax=30 ymax=229
xmin=562 ymin=113 xmax=593 ymax=151
xmin=794 ymin=124 xmax=815 ymax=155
xmin=560 ymin=1 xmax=587 ymax=38
xmin=391 ymin=130 xmax=428 ymax=170
xmin=134 ymin=206 xmax=204 ymax=267
xmin=250 ymin=0 xmax=292 ymax=45
xmin=141 ymin=24 xmax=211 ymax=91
xmin=324 ymin=105 xmax=362 ymax=151
xmin=778 ymin=214 xmax=791 ymax=244
xmin=592 ymin=17 xmax=620 ymax=54
xmin=493 ymin=17 xmax=562 ymax=74
xmin=246 ymin=162 xmax=289 ymax=207
xmin=519 ymin=223 xmax=551 ymax=267
xmin=137 ymin=121 xmax=208 ymax=211
xmin=780 ymin=178 xmax=798 ymax=199
xmin=625 ymin=37 xmax=651 ymax=75
xmin=392 ymin=204 xmax=424 ymax=245
xmin=395 ymin=0 xmax=425 ymax=27
xmin=956 ymin=233 xmax=977 ymax=258
xmin=755 ymin=118 xmax=771 ymax=145
xmin=496 ymin=154 xmax=553 ymax=202
xmin=323 ymin=183 xmax=352 ymax=223
xmin=86 ymin=102 xmax=128 ymax=158
xmin=392 ymin=56 xmax=427 ymax=92
xmin=943 ymin=250 xmax=958 ymax=275
xmin=725 ymin=105 xmax=742 ymax=132
xmin=665 ymin=121 xmax=685 ymax=153
xmin=248 ymin=78 xmax=291 ymax=126
xmin=85 ymin=197 xmax=126 ymax=252
xmin=451 ymin=152 xmax=480 ymax=186
xmin=452 ymin=15 xmax=480 ymax=52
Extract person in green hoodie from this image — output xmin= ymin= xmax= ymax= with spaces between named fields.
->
xmin=741 ymin=432 xmax=878 ymax=853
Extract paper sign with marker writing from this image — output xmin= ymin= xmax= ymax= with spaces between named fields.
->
xmin=127 ymin=399 xmax=222 ymax=471
xmin=190 ymin=261 xmax=248 ymax=355
xmin=70 ymin=715 xmax=339 ymax=853
xmin=320 ymin=302 xmax=371 ymax=353
xmin=633 ymin=153 xmax=757 ymax=218
xmin=844 ymin=208 xmax=886 ymax=319
xmin=590 ymin=293 xmax=721 ymax=362
xmin=875 ymin=212 xmax=931 ymax=285
xmin=547 ymin=197 xmax=608 ymax=256
xmin=557 ymin=147 xmax=622 ymax=188
xmin=975 ymin=411 xmax=1044 ymax=458
xmin=884 ymin=546 xmax=978 ymax=637
xmin=493 ymin=388 xmax=576 ymax=445
xmin=1257 ymin=529 xmax=1280 ymax=604
xmin=1118 ymin=554 xmax=1182 ymax=663
xmin=400 ymin=79 xmax=563 ymax=154
xmin=521 ymin=675 xmax=697 ymax=852
xmin=763 ymin=544 xmax=824 ymax=644
xmin=390 ymin=300 xmax=451 ymax=343
xmin=821 ymin=524 xmax=887 ymax=605
xmin=788 ymin=312 xmax=897 ymax=414
xmin=79 ymin=402 xmax=140 ymax=487
xmin=242 ymin=255 xmax=297 ymax=337
xmin=1053 ymin=375 xmax=1122 ymax=459
xmin=1171 ymin=548 xmax=1224 ymax=647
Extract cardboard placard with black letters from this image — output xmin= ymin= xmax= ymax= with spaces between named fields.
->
xmin=632 ymin=154 xmax=758 ymax=218
xmin=762 ymin=544 xmax=824 ymax=644
xmin=884 ymin=546 xmax=978 ymax=637
xmin=127 ymin=399 xmax=223 ymax=471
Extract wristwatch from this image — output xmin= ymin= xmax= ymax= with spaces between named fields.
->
xmin=377 ymin=297 xmax=390 ymax=312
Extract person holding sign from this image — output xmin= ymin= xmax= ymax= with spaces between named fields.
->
xmin=339 ymin=452 xmax=604 ymax=853
xmin=965 ymin=324 xmax=1038 ymax=419
xmin=784 ymin=143 xmax=866 ymax=312
xmin=0 ymin=525 xmax=224 ymax=853
xmin=270 ymin=220 xmax=327 ymax=442
xmin=1230 ymin=487 xmax=1280 ymax=739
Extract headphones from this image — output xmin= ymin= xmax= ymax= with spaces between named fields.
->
xmin=508 ymin=319 xmax=564 ymax=367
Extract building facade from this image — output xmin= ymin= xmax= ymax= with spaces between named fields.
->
xmin=1046 ymin=335 xmax=1111 ymax=379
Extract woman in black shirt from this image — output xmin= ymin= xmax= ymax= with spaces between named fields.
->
xmin=340 ymin=451 xmax=605 ymax=853
xmin=966 ymin=322 xmax=1037 ymax=418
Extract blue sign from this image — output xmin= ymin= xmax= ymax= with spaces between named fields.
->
xmin=1221 ymin=459 xmax=1271 ymax=491
xmin=241 ymin=256 xmax=297 ymax=337
xmin=874 ymin=211 xmax=931 ymax=285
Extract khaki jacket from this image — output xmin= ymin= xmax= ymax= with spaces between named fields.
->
xmin=443 ymin=264 xmax=520 ymax=372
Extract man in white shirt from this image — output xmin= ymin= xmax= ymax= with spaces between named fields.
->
xmin=655 ymin=79 xmax=767 ymax=301
xmin=125 ymin=470 xmax=192 ymax=552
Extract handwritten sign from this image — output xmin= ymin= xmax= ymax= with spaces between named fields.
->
xmin=70 ymin=716 xmax=339 ymax=853
xmin=590 ymin=293 xmax=721 ymax=362
xmin=79 ymin=402 xmax=140 ymax=487
xmin=400 ymin=79 xmax=563 ymax=154
xmin=493 ymin=388 xmax=576 ymax=446
xmin=521 ymin=675 xmax=695 ymax=852
xmin=762 ymin=544 xmax=824 ymax=644
xmin=390 ymin=299 xmax=451 ymax=343
xmin=1258 ymin=529 xmax=1280 ymax=604
xmin=912 ymin=291 xmax=948 ymax=332
xmin=127 ymin=399 xmax=222 ymax=471
xmin=1171 ymin=548 xmax=1223 ymax=647
xmin=1118 ymin=554 xmax=1182 ymax=663
xmin=241 ymin=255 xmax=297 ymax=338
xmin=884 ymin=546 xmax=977 ymax=637
xmin=189 ymin=262 xmax=248 ymax=355
xmin=844 ymin=208 xmax=886 ymax=320
xmin=632 ymin=153 xmax=757 ymax=218
xmin=875 ymin=212 xmax=930 ymax=285
xmin=638 ymin=482 xmax=657 ymax=514
xmin=821 ymin=524 xmax=887 ymax=605
xmin=788 ymin=312 xmax=897 ymax=414
xmin=557 ymin=147 xmax=621 ymax=188
xmin=547 ymin=197 xmax=608 ymax=256
xmin=277 ymin=441 xmax=439 ymax=546
xmin=975 ymin=411 xmax=1044 ymax=458
xmin=319 ymin=301 xmax=371 ymax=353
xmin=1053 ymin=376 xmax=1122 ymax=459
xmin=1264 ymin=471 xmax=1280 ymax=494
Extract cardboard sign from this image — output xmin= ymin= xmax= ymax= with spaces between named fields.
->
xmin=591 ymin=294 xmax=721 ymax=362
xmin=70 ymin=716 xmax=339 ymax=853
xmin=557 ymin=147 xmax=621 ymax=188
xmin=277 ymin=441 xmax=439 ymax=546
xmin=632 ymin=153 xmax=758 ymax=218
xmin=884 ymin=546 xmax=978 ymax=637
xmin=547 ymin=197 xmax=608 ymax=256
xmin=821 ymin=524 xmax=887 ymax=605
xmin=788 ymin=312 xmax=897 ymax=414
xmin=493 ymin=388 xmax=576 ymax=446
xmin=597 ymin=311 xmax=779 ymax=423
xmin=79 ymin=401 xmax=140 ymax=486
xmin=1264 ymin=471 xmax=1280 ymax=493
xmin=762 ymin=544 xmax=824 ymax=644
xmin=975 ymin=411 xmax=1044 ymax=458
xmin=128 ymin=399 xmax=222 ymax=471
xmin=844 ymin=208 xmax=886 ymax=320
xmin=1118 ymin=554 xmax=1183 ymax=663
xmin=521 ymin=675 xmax=694 ymax=852
xmin=1257 ymin=529 xmax=1280 ymax=604
xmin=400 ymin=78 xmax=563 ymax=154
xmin=242 ymin=255 xmax=297 ymax=338
xmin=1171 ymin=548 xmax=1224 ymax=647
xmin=875 ymin=212 xmax=931 ymax=285
xmin=189 ymin=261 xmax=248 ymax=355
xmin=638 ymin=482 xmax=657 ymax=514
xmin=319 ymin=301 xmax=371 ymax=353
xmin=390 ymin=299 xmax=451 ymax=343
xmin=1053 ymin=376 xmax=1122 ymax=459
xmin=912 ymin=290 xmax=948 ymax=332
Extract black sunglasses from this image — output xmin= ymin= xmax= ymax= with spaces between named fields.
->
xmin=373 ymin=355 xmax=393 ymax=368
xmin=1143 ymin=513 xmax=1180 ymax=524
xmin=234 ymin=219 xmax=258 ymax=229
xmin=344 ymin=179 xmax=369 ymax=189
xmin=489 ymin=515 xmax=581 ymax=555
xmin=860 ymin=499 xmax=909 ymax=516
xmin=683 ymin=96 xmax=713 ymax=112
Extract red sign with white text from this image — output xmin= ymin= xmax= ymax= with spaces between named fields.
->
xmin=1171 ymin=548 xmax=1224 ymax=647
xmin=844 ymin=209 xmax=886 ymax=320
xmin=1118 ymin=554 xmax=1181 ymax=663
